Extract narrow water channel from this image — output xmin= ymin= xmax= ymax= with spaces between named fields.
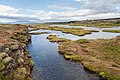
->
xmin=28 ymin=34 xmax=100 ymax=80
xmin=28 ymin=26 xmax=120 ymax=80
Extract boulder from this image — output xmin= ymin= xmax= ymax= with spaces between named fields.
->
xmin=0 ymin=62 xmax=5 ymax=71
xmin=17 ymin=58 xmax=24 ymax=64
xmin=0 ymin=52 xmax=8 ymax=59
xmin=3 ymin=57 xmax=12 ymax=64
xmin=10 ymin=44 xmax=19 ymax=51
xmin=13 ymin=67 xmax=27 ymax=80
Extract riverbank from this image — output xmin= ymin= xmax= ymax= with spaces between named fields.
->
xmin=58 ymin=36 xmax=120 ymax=80
xmin=0 ymin=24 xmax=34 ymax=80
xmin=29 ymin=25 xmax=99 ymax=36
xmin=29 ymin=24 xmax=120 ymax=79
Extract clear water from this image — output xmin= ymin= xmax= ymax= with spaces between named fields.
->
xmin=29 ymin=25 xmax=120 ymax=80
xmin=28 ymin=34 xmax=100 ymax=80
xmin=31 ymin=29 xmax=120 ymax=40
xmin=50 ymin=24 xmax=120 ymax=30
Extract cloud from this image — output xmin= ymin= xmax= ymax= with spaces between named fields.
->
xmin=76 ymin=0 xmax=120 ymax=15
xmin=0 ymin=0 xmax=120 ymax=23
xmin=48 ymin=5 xmax=76 ymax=10
xmin=0 ymin=4 xmax=18 ymax=13
xmin=0 ymin=4 xmax=42 ymax=23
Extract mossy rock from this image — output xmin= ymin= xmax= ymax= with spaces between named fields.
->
xmin=29 ymin=59 xmax=34 ymax=67
xmin=17 ymin=58 xmax=24 ymax=64
xmin=10 ymin=44 xmax=19 ymax=50
xmin=3 ymin=57 xmax=12 ymax=64
xmin=0 ymin=52 xmax=8 ymax=59
xmin=0 ymin=62 xmax=5 ymax=71
xmin=13 ymin=67 xmax=27 ymax=80
xmin=0 ymin=72 xmax=4 ymax=80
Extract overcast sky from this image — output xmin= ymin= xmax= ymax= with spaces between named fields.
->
xmin=0 ymin=0 xmax=120 ymax=23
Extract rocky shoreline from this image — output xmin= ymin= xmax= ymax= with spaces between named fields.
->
xmin=0 ymin=24 xmax=34 ymax=80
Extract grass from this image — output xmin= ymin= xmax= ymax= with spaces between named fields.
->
xmin=48 ymin=27 xmax=99 ymax=36
xmin=47 ymin=34 xmax=70 ymax=42
xmin=29 ymin=25 xmax=99 ymax=36
xmin=64 ymin=54 xmax=81 ymax=61
xmin=59 ymin=36 xmax=120 ymax=79
xmin=103 ymin=30 xmax=120 ymax=33
xmin=75 ymin=39 xmax=89 ymax=44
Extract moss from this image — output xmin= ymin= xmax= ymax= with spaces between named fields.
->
xmin=2 ymin=57 xmax=12 ymax=64
xmin=59 ymin=36 xmax=120 ymax=79
xmin=103 ymin=30 xmax=120 ymax=33
xmin=64 ymin=54 xmax=81 ymax=61
xmin=30 ymin=25 xmax=98 ymax=36
xmin=13 ymin=67 xmax=27 ymax=80
xmin=47 ymin=34 xmax=70 ymax=42
xmin=82 ymin=62 xmax=99 ymax=72
xmin=29 ymin=58 xmax=34 ymax=67
xmin=0 ymin=72 xmax=4 ymax=80
xmin=0 ymin=62 xmax=5 ymax=71
xmin=75 ymin=39 xmax=89 ymax=44
xmin=99 ymin=71 xmax=120 ymax=80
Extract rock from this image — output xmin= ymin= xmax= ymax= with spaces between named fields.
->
xmin=13 ymin=67 xmax=27 ymax=80
xmin=10 ymin=44 xmax=19 ymax=51
xmin=0 ymin=52 xmax=8 ymax=59
xmin=0 ymin=62 xmax=5 ymax=71
xmin=3 ymin=57 xmax=12 ymax=64
xmin=29 ymin=59 xmax=34 ymax=67
xmin=17 ymin=58 xmax=24 ymax=64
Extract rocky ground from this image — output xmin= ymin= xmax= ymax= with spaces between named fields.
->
xmin=0 ymin=24 xmax=34 ymax=80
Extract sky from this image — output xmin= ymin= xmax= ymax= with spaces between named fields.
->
xmin=0 ymin=0 xmax=120 ymax=23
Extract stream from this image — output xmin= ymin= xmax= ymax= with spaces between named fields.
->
xmin=28 ymin=25 xmax=120 ymax=80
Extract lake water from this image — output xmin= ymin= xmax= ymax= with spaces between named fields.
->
xmin=28 ymin=25 xmax=120 ymax=80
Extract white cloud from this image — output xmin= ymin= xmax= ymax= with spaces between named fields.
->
xmin=0 ymin=0 xmax=120 ymax=23
xmin=48 ymin=5 xmax=76 ymax=10
xmin=0 ymin=4 xmax=18 ymax=13
xmin=0 ymin=4 xmax=42 ymax=23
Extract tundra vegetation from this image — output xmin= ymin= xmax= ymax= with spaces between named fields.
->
xmin=29 ymin=25 xmax=99 ymax=36
xmin=47 ymin=34 xmax=70 ymax=42
xmin=102 ymin=30 xmax=120 ymax=33
xmin=46 ymin=18 xmax=120 ymax=28
xmin=58 ymin=36 xmax=120 ymax=80
xmin=0 ymin=24 xmax=33 ymax=80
